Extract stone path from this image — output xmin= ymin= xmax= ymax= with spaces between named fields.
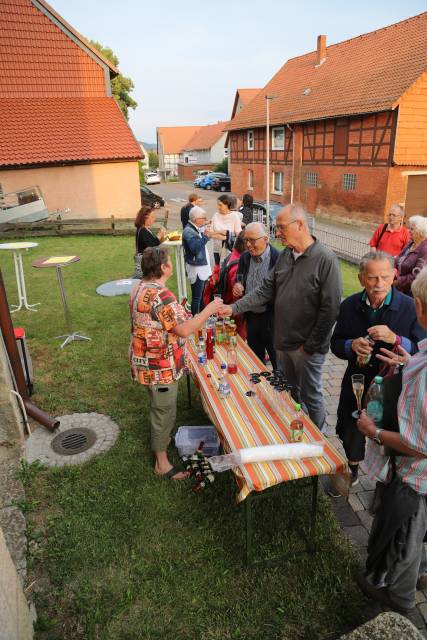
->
xmin=322 ymin=351 xmax=427 ymax=636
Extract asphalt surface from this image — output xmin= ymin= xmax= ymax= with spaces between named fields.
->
xmin=151 ymin=180 xmax=374 ymax=241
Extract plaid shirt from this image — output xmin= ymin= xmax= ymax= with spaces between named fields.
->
xmin=129 ymin=281 xmax=187 ymax=385
xmin=365 ymin=338 xmax=427 ymax=494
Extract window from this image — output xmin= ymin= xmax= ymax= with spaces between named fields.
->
xmin=273 ymin=172 xmax=283 ymax=193
xmin=342 ymin=173 xmax=356 ymax=190
xmin=334 ymin=119 xmax=349 ymax=155
xmin=306 ymin=172 xmax=318 ymax=187
xmin=247 ymin=130 xmax=254 ymax=150
xmin=248 ymin=169 xmax=254 ymax=190
xmin=272 ymin=127 xmax=285 ymax=150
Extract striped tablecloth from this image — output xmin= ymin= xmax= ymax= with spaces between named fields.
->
xmin=187 ymin=336 xmax=348 ymax=502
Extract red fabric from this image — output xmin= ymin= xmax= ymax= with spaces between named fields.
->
xmin=369 ymin=224 xmax=410 ymax=257
xmin=202 ymin=264 xmax=220 ymax=307
xmin=223 ymin=248 xmax=246 ymax=339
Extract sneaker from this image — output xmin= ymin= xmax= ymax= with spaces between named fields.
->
xmin=350 ymin=464 xmax=359 ymax=487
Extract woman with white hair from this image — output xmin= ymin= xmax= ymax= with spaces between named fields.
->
xmin=395 ymin=215 xmax=427 ymax=296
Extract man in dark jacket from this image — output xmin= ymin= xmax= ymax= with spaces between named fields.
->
xmin=222 ymin=204 xmax=342 ymax=430
xmin=232 ymin=222 xmax=279 ymax=367
xmin=180 ymin=193 xmax=202 ymax=229
xmin=331 ymin=250 xmax=426 ymax=485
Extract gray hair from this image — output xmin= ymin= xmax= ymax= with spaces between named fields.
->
xmin=359 ymin=250 xmax=395 ymax=272
xmin=245 ymin=222 xmax=268 ymax=237
xmin=411 ymin=267 xmax=427 ymax=310
xmin=283 ymin=202 xmax=309 ymax=227
xmin=408 ymin=215 xmax=427 ymax=237
xmin=390 ymin=203 xmax=404 ymax=216
xmin=189 ymin=205 xmax=206 ymax=222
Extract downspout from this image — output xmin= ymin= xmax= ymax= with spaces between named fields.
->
xmin=286 ymin=123 xmax=295 ymax=203
xmin=0 ymin=270 xmax=59 ymax=432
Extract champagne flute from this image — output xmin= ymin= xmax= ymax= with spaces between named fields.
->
xmin=351 ymin=373 xmax=365 ymax=419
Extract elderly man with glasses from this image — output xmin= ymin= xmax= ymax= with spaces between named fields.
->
xmin=232 ymin=222 xmax=279 ymax=367
xmin=369 ymin=204 xmax=409 ymax=257
xmin=220 ymin=203 xmax=341 ymax=430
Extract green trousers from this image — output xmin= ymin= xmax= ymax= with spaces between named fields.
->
xmin=146 ymin=382 xmax=179 ymax=453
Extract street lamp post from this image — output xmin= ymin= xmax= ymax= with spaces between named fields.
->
xmin=265 ymin=95 xmax=278 ymax=234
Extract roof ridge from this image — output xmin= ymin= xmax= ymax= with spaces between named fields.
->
xmin=286 ymin=11 xmax=427 ymax=63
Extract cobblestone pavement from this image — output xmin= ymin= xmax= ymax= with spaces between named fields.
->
xmin=322 ymin=351 xmax=427 ymax=636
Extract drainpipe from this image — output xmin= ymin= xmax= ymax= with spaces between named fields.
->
xmin=286 ymin=123 xmax=295 ymax=203
xmin=0 ymin=269 xmax=59 ymax=432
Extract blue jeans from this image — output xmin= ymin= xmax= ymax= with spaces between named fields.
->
xmin=190 ymin=276 xmax=205 ymax=316
xmin=277 ymin=348 xmax=326 ymax=430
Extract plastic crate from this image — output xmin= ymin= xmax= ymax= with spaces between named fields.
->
xmin=175 ymin=425 xmax=220 ymax=457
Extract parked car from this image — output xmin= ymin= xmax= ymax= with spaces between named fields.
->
xmin=211 ymin=175 xmax=231 ymax=192
xmin=193 ymin=175 xmax=205 ymax=187
xmin=199 ymin=172 xmax=227 ymax=190
xmin=140 ymin=185 xmax=164 ymax=209
xmin=253 ymin=201 xmax=315 ymax=235
xmin=145 ymin=172 xmax=161 ymax=185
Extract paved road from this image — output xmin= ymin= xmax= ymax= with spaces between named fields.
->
xmin=152 ymin=180 xmax=374 ymax=242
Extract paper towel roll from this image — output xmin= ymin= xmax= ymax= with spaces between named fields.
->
xmin=238 ymin=443 xmax=324 ymax=464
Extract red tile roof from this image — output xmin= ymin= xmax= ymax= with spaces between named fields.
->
xmin=0 ymin=0 xmax=111 ymax=97
xmin=183 ymin=122 xmax=228 ymax=151
xmin=227 ymin=12 xmax=427 ymax=130
xmin=157 ymin=126 xmax=201 ymax=155
xmin=0 ymin=97 xmax=142 ymax=166
xmin=230 ymin=88 xmax=260 ymax=119
xmin=0 ymin=0 xmax=142 ymax=166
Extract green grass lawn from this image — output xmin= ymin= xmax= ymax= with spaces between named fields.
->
xmin=1 ymin=237 xmax=369 ymax=640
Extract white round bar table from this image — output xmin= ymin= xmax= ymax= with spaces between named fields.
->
xmin=0 ymin=241 xmax=40 ymax=312
xmin=163 ymin=239 xmax=188 ymax=303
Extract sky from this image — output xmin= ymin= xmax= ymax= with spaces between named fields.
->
xmin=52 ymin=0 xmax=426 ymax=143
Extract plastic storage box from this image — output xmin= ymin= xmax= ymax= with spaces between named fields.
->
xmin=175 ymin=426 xmax=220 ymax=457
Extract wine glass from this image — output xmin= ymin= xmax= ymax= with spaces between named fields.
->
xmin=351 ymin=373 xmax=365 ymax=419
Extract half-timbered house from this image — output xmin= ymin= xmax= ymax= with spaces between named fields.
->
xmin=226 ymin=13 xmax=427 ymax=221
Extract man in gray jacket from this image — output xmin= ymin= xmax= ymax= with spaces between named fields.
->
xmin=219 ymin=203 xmax=342 ymax=430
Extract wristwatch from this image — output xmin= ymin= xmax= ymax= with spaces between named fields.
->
xmin=373 ymin=428 xmax=384 ymax=444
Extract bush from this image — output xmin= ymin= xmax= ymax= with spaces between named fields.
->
xmin=138 ymin=161 xmax=145 ymax=185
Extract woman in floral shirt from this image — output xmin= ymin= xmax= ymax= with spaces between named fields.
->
xmin=130 ymin=246 xmax=221 ymax=480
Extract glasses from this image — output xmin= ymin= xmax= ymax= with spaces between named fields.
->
xmin=244 ymin=236 xmax=265 ymax=245
xmin=275 ymin=219 xmax=298 ymax=232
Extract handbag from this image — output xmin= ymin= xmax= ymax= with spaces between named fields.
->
xmin=133 ymin=228 xmax=143 ymax=279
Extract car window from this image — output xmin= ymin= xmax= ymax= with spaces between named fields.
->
xmin=141 ymin=186 xmax=150 ymax=194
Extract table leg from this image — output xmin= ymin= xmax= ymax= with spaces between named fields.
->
xmin=245 ymin=493 xmax=253 ymax=567
xmin=186 ymin=373 xmax=192 ymax=408
xmin=174 ymin=247 xmax=183 ymax=302
xmin=178 ymin=245 xmax=187 ymax=301
xmin=11 ymin=252 xmax=40 ymax=312
xmin=54 ymin=266 xmax=91 ymax=349
xmin=308 ymin=476 xmax=319 ymax=553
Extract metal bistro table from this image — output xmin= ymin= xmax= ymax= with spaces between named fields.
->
xmin=0 ymin=241 xmax=40 ymax=312
xmin=163 ymin=239 xmax=187 ymax=303
xmin=32 ymin=255 xmax=91 ymax=349
xmin=187 ymin=336 xmax=348 ymax=566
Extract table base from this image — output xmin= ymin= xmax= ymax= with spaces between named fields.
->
xmin=55 ymin=332 xmax=91 ymax=349
xmin=11 ymin=251 xmax=39 ymax=313
xmin=244 ymin=476 xmax=318 ymax=567
xmin=11 ymin=302 xmax=40 ymax=313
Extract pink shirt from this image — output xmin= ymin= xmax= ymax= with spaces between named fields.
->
xmin=211 ymin=211 xmax=242 ymax=253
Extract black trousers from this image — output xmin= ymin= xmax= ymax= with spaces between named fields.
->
xmin=246 ymin=311 xmax=277 ymax=369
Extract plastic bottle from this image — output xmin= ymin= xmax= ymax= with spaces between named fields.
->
xmin=197 ymin=338 xmax=207 ymax=365
xmin=290 ymin=403 xmax=304 ymax=442
xmin=227 ymin=345 xmax=238 ymax=374
xmin=218 ymin=363 xmax=230 ymax=399
xmin=366 ymin=376 xmax=384 ymax=426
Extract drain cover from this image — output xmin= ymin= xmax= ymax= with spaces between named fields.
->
xmin=51 ymin=427 xmax=97 ymax=456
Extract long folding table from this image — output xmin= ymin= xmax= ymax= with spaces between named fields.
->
xmin=186 ymin=336 xmax=348 ymax=565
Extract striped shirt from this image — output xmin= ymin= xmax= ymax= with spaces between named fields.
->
xmin=364 ymin=338 xmax=427 ymax=493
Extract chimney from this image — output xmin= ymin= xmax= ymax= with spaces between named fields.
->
xmin=316 ymin=34 xmax=326 ymax=66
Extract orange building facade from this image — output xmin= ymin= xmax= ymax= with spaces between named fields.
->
xmin=227 ymin=15 xmax=427 ymax=222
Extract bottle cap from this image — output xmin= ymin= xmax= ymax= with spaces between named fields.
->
xmin=220 ymin=363 xmax=227 ymax=370
xmin=207 ymin=373 xmax=211 ymax=378
xmin=374 ymin=376 xmax=383 ymax=383
xmin=294 ymin=403 xmax=301 ymax=411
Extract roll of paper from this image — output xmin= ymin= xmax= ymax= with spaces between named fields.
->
xmin=238 ymin=443 xmax=324 ymax=464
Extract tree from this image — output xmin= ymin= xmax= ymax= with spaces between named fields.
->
xmin=90 ymin=41 xmax=137 ymax=120
xmin=214 ymin=158 xmax=228 ymax=174
xmin=148 ymin=152 xmax=159 ymax=170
